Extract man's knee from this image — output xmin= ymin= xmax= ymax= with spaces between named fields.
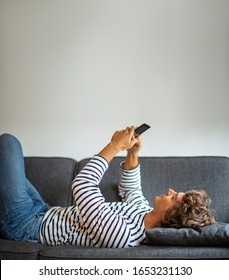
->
xmin=0 ymin=133 xmax=20 ymax=147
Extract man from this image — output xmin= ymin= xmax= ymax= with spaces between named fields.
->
xmin=0 ymin=127 xmax=215 ymax=247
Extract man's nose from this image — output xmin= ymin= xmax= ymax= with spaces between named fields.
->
xmin=166 ymin=188 xmax=176 ymax=196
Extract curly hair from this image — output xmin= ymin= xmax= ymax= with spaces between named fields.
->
xmin=159 ymin=190 xmax=216 ymax=230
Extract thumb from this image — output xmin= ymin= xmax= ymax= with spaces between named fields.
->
xmin=130 ymin=136 xmax=138 ymax=147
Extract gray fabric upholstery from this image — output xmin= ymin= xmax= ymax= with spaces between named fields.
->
xmin=39 ymin=245 xmax=229 ymax=260
xmin=145 ymin=223 xmax=229 ymax=246
xmin=25 ymin=157 xmax=77 ymax=207
xmin=1 ymin=156 xmax=229 ymax=259
xmin=0 ymin=239 xmax=46 ymax=260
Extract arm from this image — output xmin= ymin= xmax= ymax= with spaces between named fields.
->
xmin=71 ymin=126 xmax=138 ymax=248
xmin=118 ymin=136 xmax=151 ymax=208
xmin=72 ymin=155 xmax=132 ymax=248
xmin=123 ymin=135 xmax=142 ymax=169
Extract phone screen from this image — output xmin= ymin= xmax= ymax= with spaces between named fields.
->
xmin=134 ymin=123 xmax=150 ymax=136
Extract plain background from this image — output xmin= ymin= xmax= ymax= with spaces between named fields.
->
xmin=0 ymin=0 xmax=228 ymax=160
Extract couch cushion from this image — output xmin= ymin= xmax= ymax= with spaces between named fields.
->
xmin=38 ymin=244 xmax=229 ymax=260
xmin=145 ymin=222 xmax=229 ymax=246
xmin=24 ymin=157 xmax=77 ymax=207
xmin=0 ymin=239 xmax=47 ymax=260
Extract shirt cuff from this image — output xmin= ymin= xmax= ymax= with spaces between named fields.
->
xmin=120 ymin=161 xmax=140 ymax=173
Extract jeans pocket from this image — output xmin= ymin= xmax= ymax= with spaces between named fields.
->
xmin=21 ymin=215 xmax=43 ymax=243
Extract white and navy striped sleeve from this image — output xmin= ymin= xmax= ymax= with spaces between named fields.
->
xmin=71 ymin=155 xmax=132 ymax=248
xmin=118 ymin=162 xmax=151 ymax=208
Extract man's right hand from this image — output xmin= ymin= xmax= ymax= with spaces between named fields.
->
xmin=110 ymin=126 xmax=138 ymax=152
xmin=98 ymin=126 xmax=138 ymax=163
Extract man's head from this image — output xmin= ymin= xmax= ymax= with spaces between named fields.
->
xmin=156 ymin=189 xmax=216 ymax=229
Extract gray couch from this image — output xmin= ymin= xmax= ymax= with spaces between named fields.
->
xmin=0 ymin=156 xmax=229 ymax=260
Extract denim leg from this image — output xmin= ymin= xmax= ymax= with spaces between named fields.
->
xmin=0 ymin=133 xmax=50 ymax=241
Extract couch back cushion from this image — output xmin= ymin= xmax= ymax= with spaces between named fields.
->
xmin=76 ymin=156 xmax=229 ymax=223
xmin=25 ymin=157 xmax=77 ymax=207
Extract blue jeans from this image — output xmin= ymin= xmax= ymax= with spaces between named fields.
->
xmin=0 ymin=134 xmax=50 ymax=242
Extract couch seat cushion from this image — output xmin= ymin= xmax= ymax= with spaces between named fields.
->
xmin=0 ymin=239 xmax=47 ymax=260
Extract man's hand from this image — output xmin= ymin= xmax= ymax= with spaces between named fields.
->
xmin=127 ymin=135 xmax=142 ymax=155
xmin=123 ymin=135 xmax=142 ymax=170
xmin=110 ymin=126 xmax=138 ymax=152
xmin=98 ymin=126 xmax=138 ymax=163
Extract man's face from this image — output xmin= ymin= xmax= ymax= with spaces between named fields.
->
xmin=153 ymin=188 xmax=185 ymax=216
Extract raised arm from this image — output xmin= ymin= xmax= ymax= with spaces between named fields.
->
xmin=123 ymin=135 xmax=142 ymax=169
xmin=118 ymin=136 xmax=151 ymax=208
xmin=71 ymin=126 xmax=140 ymax=248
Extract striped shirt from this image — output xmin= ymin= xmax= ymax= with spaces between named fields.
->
xmin=39 ymin=155 xmax=152 ymax=248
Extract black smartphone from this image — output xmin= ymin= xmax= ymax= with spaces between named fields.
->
xmin=134 ymin=123 xmax=151 ymax=136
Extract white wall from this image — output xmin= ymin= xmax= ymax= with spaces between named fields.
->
xmin=0 ymin=0 xmax=229 ymax=159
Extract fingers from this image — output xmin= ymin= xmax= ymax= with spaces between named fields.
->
xmin=118 ymin=126 xmax=135 ymax=138
xmin=111 ymin=125 xmax=140 ymax=152
xmin=125 ymin=126 xmax=136 ymax=145
xmin=120 ymin=125 xmax=135 ymax=131
xmin=124 ymin=125 xmax=135 ymax=134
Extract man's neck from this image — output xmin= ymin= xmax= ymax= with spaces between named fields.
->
xmin=144 ymin=210 xmax=161 ymax=230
